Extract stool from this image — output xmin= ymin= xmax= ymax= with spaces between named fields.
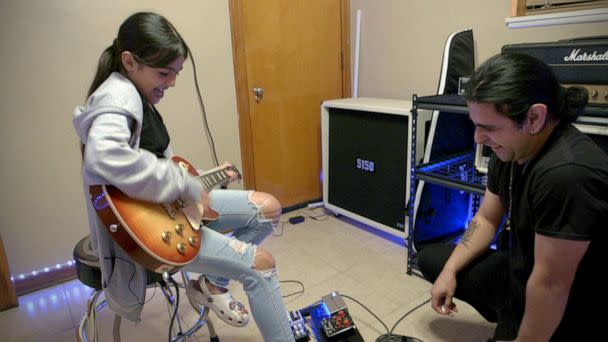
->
xmin=73 ymin=235 xmax=219 ymax=341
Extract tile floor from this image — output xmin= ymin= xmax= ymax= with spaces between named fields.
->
xmin=0 ymin=208 xmax=495 ymax=341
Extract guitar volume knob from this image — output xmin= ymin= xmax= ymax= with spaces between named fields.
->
xmin=162 ymin=231 xmax=172 ymax=243
xmin=177 ymin=243 xmax=187 ymax=254
xmin=175 ymin=224 xmax=185 ymax=234
xmin=188 ymin=236 xmax=198 ymax=246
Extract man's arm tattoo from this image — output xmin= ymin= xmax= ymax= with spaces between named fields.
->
xmin=460 ymin=219 xmax=479 ymax=248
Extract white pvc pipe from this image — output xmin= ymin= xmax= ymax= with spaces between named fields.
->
xmin=353 ymin=9 xmax=361 ymax=98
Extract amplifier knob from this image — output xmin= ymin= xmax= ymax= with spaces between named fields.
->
xmin=603 ymin=91 xmax=608 ymax=100
xmin=177 ymin=243 xmax=187 ymax=254
xmin=162 ymin=231 xmax=172 ymax=243
xmin=591 ymin=90 xmax=598 ymax=99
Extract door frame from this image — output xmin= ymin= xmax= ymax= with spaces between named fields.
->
xmin=1 ymin=233 xmax=18 ymax=310
xmin=228 ymin=0 xmax=351 ymax=189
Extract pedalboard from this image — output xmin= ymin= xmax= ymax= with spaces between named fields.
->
xmin=289 ymin=309 xmax=310 ymax=341
xmin=291 ymin=291 xmax=363 ymax=341
xmin=309 ymin=292 xmax=358 ymax=340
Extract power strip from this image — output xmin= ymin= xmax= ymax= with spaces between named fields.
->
xmin=307 ymin=202 xmax=324 ymax=209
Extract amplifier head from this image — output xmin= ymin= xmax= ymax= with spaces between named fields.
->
xmin=502 ymin=37 xmax=608 ymax=105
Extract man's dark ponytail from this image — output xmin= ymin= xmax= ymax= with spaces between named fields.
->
xmin=466 ymin=53 xmax=588 ymax=125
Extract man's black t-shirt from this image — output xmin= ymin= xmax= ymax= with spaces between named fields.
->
xmin=487 ymin=122 xmax=608 ymax=340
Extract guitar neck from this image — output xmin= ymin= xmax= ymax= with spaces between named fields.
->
xmin=196 ymin=166 xmax=240 ymax=191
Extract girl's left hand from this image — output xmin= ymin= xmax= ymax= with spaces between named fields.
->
xmin=221 ymin=161 xmax=240 ymax=183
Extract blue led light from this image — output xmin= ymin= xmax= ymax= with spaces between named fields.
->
xmin=93 ymin=192 xmax=109 ymax=210
xmin=12 ymin=260 xmax=76 ymax=283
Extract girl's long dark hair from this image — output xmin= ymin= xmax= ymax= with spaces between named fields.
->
xmin=87 ymin=12 xmax=189 ymax=97
xmin=465 ymin=53 xmax=588 ymax=125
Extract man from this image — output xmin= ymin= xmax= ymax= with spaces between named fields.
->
xmin=417 ymin=53 xmax=608 ymax=341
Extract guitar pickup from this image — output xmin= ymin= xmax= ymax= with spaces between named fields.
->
xmin=175 ymin=197 xmax=187 ymax=208
xmin=162 ymin=203 xmax=177 ymax=219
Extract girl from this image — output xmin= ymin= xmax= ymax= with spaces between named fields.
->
xmin=73 ymin=11 xmax=294 ymax=342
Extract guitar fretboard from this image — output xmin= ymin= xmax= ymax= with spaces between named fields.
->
xmin=198 ymin=170 xmax=229 ymax=190
xmin=196 ymin=166 xmax=241 ymax=191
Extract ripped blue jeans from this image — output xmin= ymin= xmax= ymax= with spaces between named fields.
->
xmin=183 ymin=189 xmax=293 ymax=342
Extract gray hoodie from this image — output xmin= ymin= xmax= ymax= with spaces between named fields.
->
xmin=73 ymin=72 xmax=203 ymax=321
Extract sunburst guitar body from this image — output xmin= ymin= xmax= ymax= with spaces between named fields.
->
xmin=89 ymin=156 xmax=239 ymax=273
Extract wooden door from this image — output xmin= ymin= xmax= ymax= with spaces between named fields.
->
xmin=1 ymin=233 xmax=18 ymax=310
xmin=230 ymin=0 xmax=350 ymax=207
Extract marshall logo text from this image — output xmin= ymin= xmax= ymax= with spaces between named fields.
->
xmin=564 ymin=49 xmax=608 ymax=62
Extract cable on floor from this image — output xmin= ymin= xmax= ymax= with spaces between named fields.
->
xmin=376 ymin=297 xmax=430 ymax=342
xmin=340 ymin=293 xmax=390 ymax=335
xmin=337 ymin=293 xmax=429 ymax=342
xmin=166 ymin=275 xmax=183 ymax=342
xmin=280 ymin=279 xmax=305 ymax=299
xmin=272 ymin=208 xmax=332 ymax=237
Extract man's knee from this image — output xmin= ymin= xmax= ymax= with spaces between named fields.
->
xmin=417 ymin=243 xmax=453 ymax=282
xmin=250 ymin=192 xmax=282 ymax=220
xmin=253 ymin=247 xmax=276 ymax=271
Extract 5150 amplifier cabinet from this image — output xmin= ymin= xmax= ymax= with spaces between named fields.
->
xmin=321 ymin=98 xmax=413 ymax=237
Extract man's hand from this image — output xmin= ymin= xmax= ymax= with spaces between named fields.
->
xmin=430 ymin=269 xmax=459 ymax=317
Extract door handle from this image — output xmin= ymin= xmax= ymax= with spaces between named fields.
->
xmin=252 ymin=87 xmax=264 ymax=103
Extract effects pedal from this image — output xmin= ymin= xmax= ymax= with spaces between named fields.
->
xmin=289 ymin=309 xmax=310 ymax=341
xmin=316 ymin=292 xmax=356 ymax=339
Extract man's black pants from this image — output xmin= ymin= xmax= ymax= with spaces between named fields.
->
xmin=416 ymin=243 xmax=523 ymax=341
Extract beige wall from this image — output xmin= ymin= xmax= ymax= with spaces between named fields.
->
xmin=0 ymin=1 xmax=240 ymax=275
xmin=350 ymin=0 xmax=606 ymax=159
xmin=350 ymin=0 xmax=607 ymax=99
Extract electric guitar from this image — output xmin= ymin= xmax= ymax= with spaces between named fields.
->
xmin=89 ymin=156 xmax=240 ymax=273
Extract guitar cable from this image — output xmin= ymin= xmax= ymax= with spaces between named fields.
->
xmin=188 ymin=49 xmax=220 ymax=167
xmin=166 ymin=275 xmax=183 ymax=341
xmin=104 ymin=256 xmax=157 ymax=305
